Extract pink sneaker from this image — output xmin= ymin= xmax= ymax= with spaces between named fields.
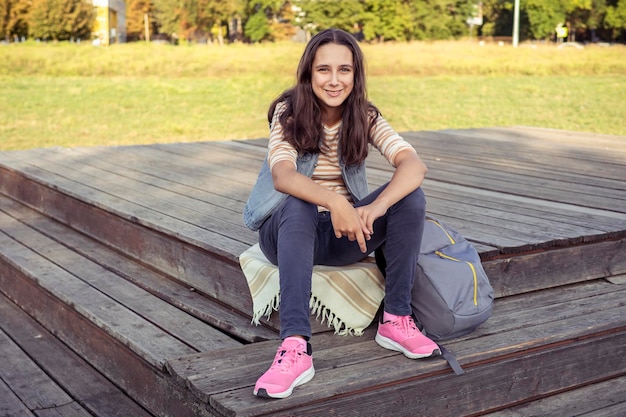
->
xmin=375 ymin=312 xmax=441 ymax=359
xmin=254 ymin=337 xmax=315 ymax=399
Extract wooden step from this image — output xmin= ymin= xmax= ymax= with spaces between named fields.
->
xmin=0 ymin=293 xmax=155 ymax=417
xmin=0 ymin=148 xmax=257 ymax=318
xmin=481 ymin=374 xmax=626 ymax=417
xmin=165 ymin=279 xmax=626 ymax=416
xmin=0 ymin=195 xmax=242 ymax=417
xmin=0 ymin=193 xmax=275 ymax=343
xmin=1 ymin=127 xmax=625 ymax=416
xmin=1 ymin=132 xmax=625 ymax=327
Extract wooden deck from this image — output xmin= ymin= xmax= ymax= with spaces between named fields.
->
xmin=0 ymin=126 xmax=625 ymax=416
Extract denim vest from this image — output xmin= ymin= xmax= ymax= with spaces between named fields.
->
xmin=243 ymin=152 xmax=369 ymax=231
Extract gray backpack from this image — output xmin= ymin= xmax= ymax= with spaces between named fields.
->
xmin=375 ymin=216 xmax=494 ymax=375
xmin=411 ymin=217 xmax=494 ymax=341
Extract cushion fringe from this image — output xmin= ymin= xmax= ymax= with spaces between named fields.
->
xmin=251 ymin=292 xmax=280 ymax=325
xmin=251 ymin=294 xmax=364 ymax=336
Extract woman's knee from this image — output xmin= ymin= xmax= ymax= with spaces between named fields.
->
xmin=283 ymin=195 xmax=318 ymax=211
xmin=280 ymin=196 xmax=319 ymax=223
xmin=397 ymin=187 xmax=426 ymax=214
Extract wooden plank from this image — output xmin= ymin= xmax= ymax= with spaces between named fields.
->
xmin=364 ymin=168 xmax=625 ymax=254
xmin=356 ymin=169 xmax=556 ymax=253
xmin=0 ymin=378 xmax=36 ymax=417
xmin=4 ymin=136 xmax=624 ymax=313
xmin=399 ymin=130 xmax=626 ymax=211
xmin=98 ymin=144 xmax=261 ymax=200
xmin=467 ymin=283 xmax=626 ymax=341
xmin=0 ymin=293 xmax=155 ymax=417
xmin=167 ymin=285 xmax=626 ymax=416
xmin=168 ymin=280 xmax=626 ymax=388
xmin=0 ymin=194 xmax=273 ymax=343
xmin=403 ymin=131 xmax=626 ymax=186
xmin=481 ymin=375 xmax=626 ymax=417
xmin=0 ymin=166 xmax=254 ymax=314
xmin=0 ymin=164 xmax=250 ymax=259
xmin=67 ymin=148 xmax=247 ymax=212
xmin=506 ymin=126 xmax=626 ymax=155
xmin=607 ymin=273 xmax=626 ymax=285
xmin=483 ymin=279 xmax=622 ymax=318
xmin=53 ymin=145 xmax=254 ymax=221
xmin=420 ymin=151 xmax=626 ymax=193
xmin=424 ymin=181 xmax=626 ymax=235
xmin=149 ymin=141 xmax=268 ymax=177
xmin=404 ymin=130 xmax=626 ymax=183
xmin=0 ymin=328 xmax=90 ymax=415
xmin=403 ymin=149 xmax=625 ymax=202
xmin=425 ymin=162 xmax=624 ymax=212
xmin=2 ymin=129 xmax=626 ymax=331
xmin=34 ymin=403 xmax=92 ymax=417
xmin=423 ymin=196 xmax=606 ymax=252
xmin=3 ymin=132 xmax=625 ymax=259
xmin=0 ymin=210 xmax=197 ymax=367
xmin=288 ymin=332 xmax=626 ymax=417
xmin=0 ymin=195 xmax=242 ymax=352
xmin=579 ymin=403 xmax=626 ymax=417
xmin=1 ymin=127 xmax=625 ymax=416
xmin=209 ymin=325 xmax=626 ymax=417
xmin=422 ymin=127 xmax=626 ymax=164
xmin=0 ymin=240 xmax=214 ymax=417
xmin=165 ymin=329 xmax=381 ymax=401
xmin=483 ymin=238 xmax=626 ymax=297
xmin=7 ymin=148 xmax=253 ymax=242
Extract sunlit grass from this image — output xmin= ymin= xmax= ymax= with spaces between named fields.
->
xmin=2 ymin=40 xmax=625 ymax=77
xmin=0 ymin=40 xmax=624 ymax=150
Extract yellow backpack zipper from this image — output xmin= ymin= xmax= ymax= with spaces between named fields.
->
xmin=427 ymin=219 xmax=478 ymax=306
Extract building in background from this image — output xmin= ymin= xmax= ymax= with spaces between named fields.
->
xmin=93 ymin=0 xmax=126 ymax=44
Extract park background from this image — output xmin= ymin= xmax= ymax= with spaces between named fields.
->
xmin=1 ymin=0 xmax=625 ymax=151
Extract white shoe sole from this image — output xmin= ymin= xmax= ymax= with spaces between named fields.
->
xmin=254 ymin=365 xmax=315 ymax=399
xmin=375 ymin=333 xmax=441 ymax=359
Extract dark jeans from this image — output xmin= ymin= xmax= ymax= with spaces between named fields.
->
xmin=258 ymin=183 xmax=426 ymax=339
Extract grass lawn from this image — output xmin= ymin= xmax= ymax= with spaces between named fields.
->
xmin=1 ymin=41 xmax=625 ymax=151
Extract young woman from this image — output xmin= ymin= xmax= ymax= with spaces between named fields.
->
xmin=243 ymin=28 xmax=440 ymax=399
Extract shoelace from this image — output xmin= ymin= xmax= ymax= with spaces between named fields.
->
xmin=391 ymin=315 xmax=421 ymax=337
xmin=271 ymin=346 xmax=305 ymax=372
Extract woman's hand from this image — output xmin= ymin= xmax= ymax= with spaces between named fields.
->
xmin=328 ymin=195 xmax=370 ymax=253
xmin=355 ymin=201 xmax=387 ymax=238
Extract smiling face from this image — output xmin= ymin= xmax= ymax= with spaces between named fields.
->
xmin=311 ymin=43 xmax=354 ymax=125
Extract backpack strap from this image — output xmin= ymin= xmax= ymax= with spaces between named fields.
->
xmin=438 ymin=344 xmax=465 ymax=375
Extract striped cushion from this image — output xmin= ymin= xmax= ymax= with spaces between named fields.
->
xmin=240 ymin=243 xmax=385 ymax=336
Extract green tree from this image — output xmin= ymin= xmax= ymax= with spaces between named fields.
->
xmin=0 ymin=0 xmax=30 ymax=41
xmin=151 ymin=0 xmax=179 ymax=37
xmin=241 ymin=0 xmax=292 ymax=41
xmin=479 ymin=0 xmax=516 ymax=37
xmin=522 ymin=0 xmax=564 ymax=39
xmin=295 ymin=0 xmax=364 ymax=34
xmin=410 ymin=0 xmax=471 ymax=40
xmin=605 ymin=0 xmax=626 ymax=38
xmin=362 ymin=0 xmax=413 ymax=41
xmin=28 ymin=0 xmax=94 ymax=40
xmin=244 ymin=8 xmax=269 ymax=41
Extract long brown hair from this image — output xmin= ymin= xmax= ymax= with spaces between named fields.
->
xmin=268 ymin=28 xmax=379 ymax=166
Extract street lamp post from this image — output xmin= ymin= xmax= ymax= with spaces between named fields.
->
xmin=512 ymin=0 xmax=520 ymax=47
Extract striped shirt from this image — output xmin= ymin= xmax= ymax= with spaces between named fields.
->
xmin=267 ymin=102 xmax=416 ymax=205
